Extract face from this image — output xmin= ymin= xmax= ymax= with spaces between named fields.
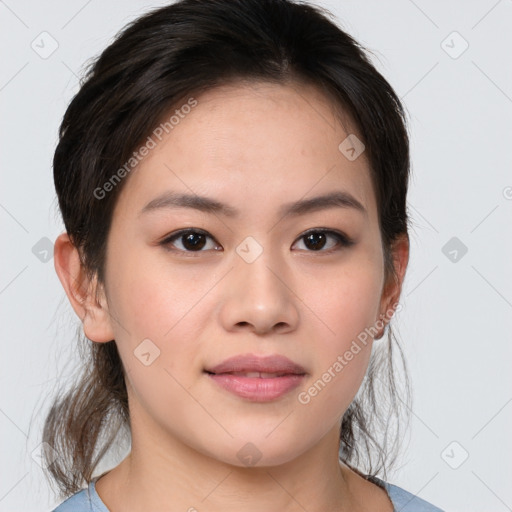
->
xmin=98 ymin=81 xmax=395 ymax=467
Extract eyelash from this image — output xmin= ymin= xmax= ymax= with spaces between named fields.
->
xmin=159 ymin=228 xmax=355 ymax=256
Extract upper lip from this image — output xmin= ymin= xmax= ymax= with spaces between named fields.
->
xmin=205 ymin=354 xmax=306 ymax=375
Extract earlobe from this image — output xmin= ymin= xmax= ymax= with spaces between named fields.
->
xmin=53 ymin=232 xmax=115 ymax=343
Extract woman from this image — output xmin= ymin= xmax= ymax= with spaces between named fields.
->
xmin=45 ymin=0 xmax=444 ymax=510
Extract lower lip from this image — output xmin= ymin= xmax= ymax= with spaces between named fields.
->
xmin=207 ymin=373 xmax=305 ymax=402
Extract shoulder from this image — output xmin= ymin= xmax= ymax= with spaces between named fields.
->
xmin=370 ymin=476 xmax=445 ymax=512
xmin=51 ymin=480 xmax=109 ymax=512
xmin=51 ymin=489 xmax=91 ymax=512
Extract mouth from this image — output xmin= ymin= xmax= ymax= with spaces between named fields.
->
xmin=205 ymin=353 xmax=306 ymax=375
xmin=205 ymin=371 xmax=299 ymax=378
xmin=204 ymin=354 xmax=306 ymax=402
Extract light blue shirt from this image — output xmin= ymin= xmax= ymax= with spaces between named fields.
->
xmin=51 ymin=475 xmax=444 ymax=511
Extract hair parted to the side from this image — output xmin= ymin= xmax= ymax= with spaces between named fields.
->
xmin=44 ymin=0 xmax=412 ymax=498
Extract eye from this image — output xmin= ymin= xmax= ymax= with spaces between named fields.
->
xmin=160 ymin=229 xmax=221 ymax=254
xmin=160 ymin=227 xmax=354 ymax=255
xmin=292 ymin=228 xmax=355 ymax=253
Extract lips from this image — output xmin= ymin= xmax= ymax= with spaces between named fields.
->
xmin=225 ymin=371 xmax=290 ymax=378
xmin=205 ymin=353 xmax=306 ymax=376
xmin=205 ymin=354 xmax=306 ymax=402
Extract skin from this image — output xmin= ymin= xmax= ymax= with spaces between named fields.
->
xmin=55 ymin=80 xmax=409 ymax=512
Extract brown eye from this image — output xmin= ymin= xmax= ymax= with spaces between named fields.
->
xmin=293 ymin=229 xmax=354 ymax=253
xmin=160 ymin=228 xmax=354 ymax=255
xmin=161 ymin=229 xmax=220 ymax=253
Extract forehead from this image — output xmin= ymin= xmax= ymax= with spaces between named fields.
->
xmin=114 ymin=81 xmax=377 ymax=224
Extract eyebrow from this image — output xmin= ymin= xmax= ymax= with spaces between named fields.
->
xmin=139 ymin=190 xmax=366 ymax=218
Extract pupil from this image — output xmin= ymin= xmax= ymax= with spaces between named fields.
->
xmin=305 ymin=232 xmax=326 ymax=251
xmin=183 ymin=233 xmax=206 ymax=251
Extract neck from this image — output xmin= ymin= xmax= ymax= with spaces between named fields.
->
xmin=96 ymin=424 xmax=360 ymax=512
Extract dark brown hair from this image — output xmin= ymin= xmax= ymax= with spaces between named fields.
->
xmin=43 ymin=0 xmax=412 ymax=498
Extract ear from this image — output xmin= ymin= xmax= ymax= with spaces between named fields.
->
xmin=376 ymin=233 xmax=410 ymax=336
xmin=54 ymin=232 xmax=115 ymax=343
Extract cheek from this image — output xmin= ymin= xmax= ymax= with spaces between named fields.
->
xmin=298 ymin=264 xmax=383 ymax=411
xmin=105 ymin=246 xmax=215 ymax=385
xmin=107 ymin=244 xmax=202 ymax=340
xmin=107 ymin=257 xmax=211 ymax=434
xmin=310 ymin=263 xmax=383 ymax=349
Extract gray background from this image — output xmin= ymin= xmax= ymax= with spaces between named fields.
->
xmin=1 ymin=1 xmax=511 ymax=510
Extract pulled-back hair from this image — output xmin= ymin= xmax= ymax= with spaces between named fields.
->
xmin=43 ymin=0 xmax=412 ymax=498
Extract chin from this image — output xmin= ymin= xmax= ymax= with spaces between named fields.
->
xmin=205 ymin=436 xmax=308 ymax=469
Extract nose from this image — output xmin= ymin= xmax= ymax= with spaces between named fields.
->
xmin=218 ymin=247 xmax=300 ymax=336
